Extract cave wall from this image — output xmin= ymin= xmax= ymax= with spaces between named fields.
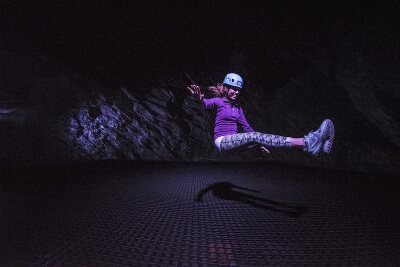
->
xmin=1 ymin=1 xmax=399 ymax=173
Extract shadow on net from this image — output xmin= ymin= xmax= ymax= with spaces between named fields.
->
xmin=196 ymin=182 xmax=309 ymax=218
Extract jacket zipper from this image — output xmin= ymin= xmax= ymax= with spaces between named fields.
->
xmin=225 ymin=100 xmax=236 ymax=116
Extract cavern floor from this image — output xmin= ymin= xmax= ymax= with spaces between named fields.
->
xmin=1 ymin=161 xmax=399 ymax=266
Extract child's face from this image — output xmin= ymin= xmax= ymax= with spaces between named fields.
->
xmin=226 ymin=86 xmax=240 ymax=101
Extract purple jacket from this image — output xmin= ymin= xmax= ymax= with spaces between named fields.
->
xmin=203 ymin=97 xmax=254 ymax=140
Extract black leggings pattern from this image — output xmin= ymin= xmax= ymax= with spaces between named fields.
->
xmin=219 ymin=132 xmax=290 ymax=152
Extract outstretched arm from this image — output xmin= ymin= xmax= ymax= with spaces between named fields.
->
xmin=187 ymin=84 xmax=204 ymax=102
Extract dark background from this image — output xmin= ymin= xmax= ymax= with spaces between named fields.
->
xmin=1 ymin=0 xmax=399 ymax=173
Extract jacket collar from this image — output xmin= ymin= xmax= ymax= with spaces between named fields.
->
xmin=223 ymin=97 xmax=240 ymax=107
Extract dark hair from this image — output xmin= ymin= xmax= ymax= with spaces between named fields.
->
xmin=207 ymin=83 xmax=228 ymax=98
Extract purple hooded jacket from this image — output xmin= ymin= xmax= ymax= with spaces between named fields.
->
xmin=202 ymin=97 xmax=254 ymax=140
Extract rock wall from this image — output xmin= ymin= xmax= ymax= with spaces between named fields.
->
xmin=1 ymin=1 xmax=399 ymax=173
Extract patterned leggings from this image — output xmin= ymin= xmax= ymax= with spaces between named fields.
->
xmin=219 ymin=132 xmax=291 ymax=153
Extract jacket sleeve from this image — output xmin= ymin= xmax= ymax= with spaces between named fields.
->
xmin=238 ymin=108 xmax=254 ymax=132
xmin=202 ymin=98 xmax=219 ymax=110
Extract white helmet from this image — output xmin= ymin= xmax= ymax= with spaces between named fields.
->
xmin=222 ymin=73 xmax=243 ymax=89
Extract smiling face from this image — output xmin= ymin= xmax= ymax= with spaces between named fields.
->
xmin=225 ymin=85 xmax=241 ymax=101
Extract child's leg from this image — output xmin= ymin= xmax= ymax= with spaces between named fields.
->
xmin=219 ymin=132 xmax=294 ymax=153
xmin=219 ymin=119 xmax=334 ymax=156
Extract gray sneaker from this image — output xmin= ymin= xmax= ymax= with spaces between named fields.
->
xmin=304 ymin=119 xmax=332 ymax=156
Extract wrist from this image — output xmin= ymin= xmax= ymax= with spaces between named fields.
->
xmin=191 ymin=95 xmax=204 ymax=102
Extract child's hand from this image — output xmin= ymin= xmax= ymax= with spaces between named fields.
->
xmin=187 ymin=84 xmax=204 ymax=101
xmin=260 ymin=146 xmax=270 ymax=154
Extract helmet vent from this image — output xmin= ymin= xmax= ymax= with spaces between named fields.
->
xmin=222 ymin=73 xmax=243 ymax=89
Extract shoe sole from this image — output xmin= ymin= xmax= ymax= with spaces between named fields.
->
xmin=322 ymin=119 xmax=334 ymax=153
